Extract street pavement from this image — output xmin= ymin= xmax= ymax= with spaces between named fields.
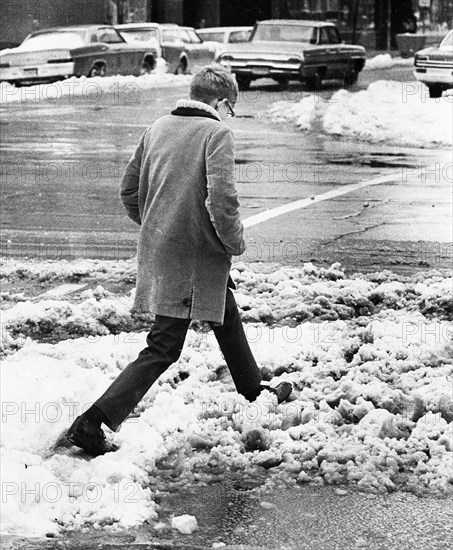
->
xmin=1 ymin=64 xmax=451 ymax=274
xmin=2 ymin=483 xmax=452 ymax=549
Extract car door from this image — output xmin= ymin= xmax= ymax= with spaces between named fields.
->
xmin=160 ymin=27 xmax=184 ymax=73
xmin=97 ymin=27 xmax=139 ymax=75
xmin=181 ymin=28 xmax=213 ymax=68
xmin=326 ymin=26 xmax=347 ymax=79
xmin=317 ymin=26 xmax=338 ymax=79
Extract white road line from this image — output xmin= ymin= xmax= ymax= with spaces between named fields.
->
xmin=243 ymin=172 xmax=400 ymax=228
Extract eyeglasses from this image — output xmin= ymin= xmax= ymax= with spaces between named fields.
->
xmin=224 ymin=99 xmax=236 ymax=118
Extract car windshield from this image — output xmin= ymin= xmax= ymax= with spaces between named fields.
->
xmin=230 ymin=30 xmax=251 ymax=43
xmin=440 ymin=31 xmax=453 ymax=49
xmin=198 ymin=32 xmax=224 ymax=43
xmin=252 ymin=24 xmax=315 ymax=43
xmin=19 ymin=31 xmax=86 ymax=51
xmin=162 ymin=29 xmax=181 ymax=43
xmin=120 ymin=29 xmax=159 ymax=43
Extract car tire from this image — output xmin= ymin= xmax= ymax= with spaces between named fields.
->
xmin=88 ymin=64 xmax=106 ymax=78
xmin=275 ymin=77 xmax=290 ymax=90
xmin=140 ymin=58 xmax=155 ymax=75
xmin=175 ymin=59 xmax=187 ymax=75
xmin=306 ymin=71 xmax=322 ymax=91
xmin=236 ymin=77 xmax=251 ymax=90
xmin=428 ymin=84 xmax=443 ymax=98
xmin=343 ymin=68 xmax=358 ymax=87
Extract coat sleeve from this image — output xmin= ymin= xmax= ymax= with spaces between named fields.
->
xmin=205 ymin=126 xmax=246 ymax=256
xmin=120 ymin=131 xmax=146 ymax=225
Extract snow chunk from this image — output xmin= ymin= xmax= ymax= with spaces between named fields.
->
xmin=171 ymin=514 xmax=198 ymax=534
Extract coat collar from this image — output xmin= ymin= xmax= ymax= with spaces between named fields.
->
xmin=171 ymin=99 xmax=221 ymax=122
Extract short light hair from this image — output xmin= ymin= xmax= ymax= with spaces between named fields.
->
xmin=190 ymin=63 xmax=239 ymax=105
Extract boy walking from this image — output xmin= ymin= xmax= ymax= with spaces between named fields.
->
xmin=66 ymin=65 xmax=291 ymax=457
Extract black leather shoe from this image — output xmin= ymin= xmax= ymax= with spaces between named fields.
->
xmin=262 ymin=381 xmax=293 ymax=404
xmin=66 ymin=415 xmax=118 ymax=457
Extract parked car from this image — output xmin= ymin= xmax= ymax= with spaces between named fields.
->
xmin=216 ymin=19 xmax=366 ymax=90
xmin=0 ymin=25 xmax=158 ymax=86
xmin=196 ymin=26 xmax=253 ymax=45
xmin=197 ymin=26 xmax=252 ymax=57
xmin=116 ymin=23 xmax=215 ymax=74
xmin=414 ymin=29 xmax=453 ymax=98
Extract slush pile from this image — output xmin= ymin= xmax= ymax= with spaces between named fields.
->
xmin=1 ymin=259 xmax=452 ymax=536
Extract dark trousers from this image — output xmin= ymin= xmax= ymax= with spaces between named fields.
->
xmin=94 ymin=288 xmax=262 ymax=431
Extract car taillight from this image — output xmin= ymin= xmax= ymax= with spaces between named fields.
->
xmin=47 ymin=58 xmax=73 ymax=64
xmin=288 ymin=57 xmax=301 ymax=64
xmin=0 ymin=62 xmax=10 ymax=68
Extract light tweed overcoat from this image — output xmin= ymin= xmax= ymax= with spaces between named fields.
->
xmin=120 ymin=99 xmax=245 ymax=324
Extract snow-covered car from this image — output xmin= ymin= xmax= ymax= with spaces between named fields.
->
xmin=196 ymin=26 xmax=253 ymax=45
xmin=414 ymin=29 xmax=453 ymax=98
xmin=216 ymin=19 xmax=366 ymax=90
xmin=115 ymin=23 xmax=215 ymax=74
xmin=0 ymin=25 xmax=158 ymax=86
xmin=197 ymin=26 xmax=253 ymax=57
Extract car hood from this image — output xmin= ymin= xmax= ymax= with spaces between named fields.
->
xmin=415 ymin=45 xmax=453 ymax=59
xmin=219 ymin=40 xmax=365 ymax=56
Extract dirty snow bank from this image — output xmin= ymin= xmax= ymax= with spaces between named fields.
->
xmin=0 ymin=62 xmax=191 ymax=104
xmin=263 ymin=81 xmax=452 ymax=147
xmin=364 ymin=54 xmax=414 ymax=71
xmin=1 ymin=261 xmax=452 ymax=536
xmin=2 ymin=260 xmax=451 ymax=354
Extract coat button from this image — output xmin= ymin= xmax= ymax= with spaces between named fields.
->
xmin=182 ymin=297 xmax=191 ymax=307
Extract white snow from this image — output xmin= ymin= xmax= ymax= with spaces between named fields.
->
xmin=1 ymin=259 xmax=452 ymax=536
xmin=171 ymin=514 xmax=198 ymax=534
xmin=263 ymin=80 xmax=452 ymax=147
xmin=0 ymin=61 xmax=191 ymax=104
xmin=364 ymin=54 xmax=414 ymax=71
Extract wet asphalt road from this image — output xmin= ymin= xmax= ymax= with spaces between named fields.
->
xmin=3 ymin=484 xmax=453 ymax=549
xmin=1 ymin=65 xmax=451 ymax=274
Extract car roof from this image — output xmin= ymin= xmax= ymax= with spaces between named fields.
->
xmin=115 ymin=23 xmax=159 ymax=29
xmin=257 ymin=19 xmax=335 ymax=27
xmin=197 ymin=26 xmax=253 ymax=32
xmin=115 ymin=23 xmax=181 ymax=29
xmin=30 ymin=25 xmax=112 ymax=35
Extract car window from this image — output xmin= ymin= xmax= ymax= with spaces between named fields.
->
xmin=327 ymin=27 xmax=340 ymax=44
xmin=19 ymin=31 xmax=87 ymax=50
xmin=185 ymin=29 xmax=202 ymax=43
xmin=440 ymin=31 xmax=452 ymax=48
xmin=198 ymin=32 xmax=225 ymax=43
xmin=319 ymin=28 xmax=330 ymax=45
xmin=162 ymin=29 xmax=181 ymax=43
xmin=252 ymin=24 xmax=316 ymax=43
xmin=119 ymin=29 xmax=159 ymax=43
xmin=98 ymin=28 xmax=124 ymax=44
xmin=229 ymin=30 xmax=251 ymax=43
